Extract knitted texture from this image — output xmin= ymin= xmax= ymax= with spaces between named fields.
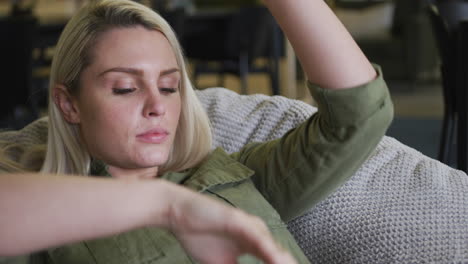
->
xmin=196 ymin=88 xmax=468 ymax=263
xmin=2 ymin=87 xmax=467 ymax=263
xmin=288 ymin=136 xmax=468 ymax=263
xmin=195 ymin=88 xmax=316 ymax=152
xmin=0 ymin=119 xmax=48 ymax=146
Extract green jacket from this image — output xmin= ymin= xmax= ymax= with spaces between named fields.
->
xmin=1 ymin=66 xmax=393 ymax=263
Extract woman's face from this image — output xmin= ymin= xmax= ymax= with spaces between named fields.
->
xmin=69 ymin=26 xmax=182 ymax=177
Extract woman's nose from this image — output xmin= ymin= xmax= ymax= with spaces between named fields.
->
xmin=143 ymin=89 xmax=166 ymax=117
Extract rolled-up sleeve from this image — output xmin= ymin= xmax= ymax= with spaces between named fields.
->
xmin=232 ymin=65 xmax=394 ymax=222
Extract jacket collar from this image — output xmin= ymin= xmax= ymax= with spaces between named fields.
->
xmin=183 ymin=148 xmax=254 ymax=192
xmin=89 ymin=148 xmax=254 ymax=193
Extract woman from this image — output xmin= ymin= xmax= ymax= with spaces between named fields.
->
xmin=0 ymin=0 xmax=393 ymax=263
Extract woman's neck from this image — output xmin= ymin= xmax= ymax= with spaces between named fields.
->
xmin=106 ymin=165 xmax=159 ymax=180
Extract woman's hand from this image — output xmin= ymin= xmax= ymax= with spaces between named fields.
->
xmin=158 ymin=181 xmax=297 ymax=264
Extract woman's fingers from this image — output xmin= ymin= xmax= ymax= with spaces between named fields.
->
xmin=227 ymin=211 xmax=297 ymax=264
xmin=165 ymin=185 xmax=297 ymax=263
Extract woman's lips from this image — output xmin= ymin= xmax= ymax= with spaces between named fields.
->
xmin=136 ymin=129 xmax=169 ymax=144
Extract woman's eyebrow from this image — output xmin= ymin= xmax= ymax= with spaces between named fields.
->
xmin=98 ymin=67 xmax=143 ymax=77
xmin=160 ymin=68 xmax=180 ymax=77
xmin=98 ymin=67 xmax=180 ymax=77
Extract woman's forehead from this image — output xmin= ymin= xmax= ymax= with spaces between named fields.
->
xmin=87 ymin=26 xmax=179 ymax=75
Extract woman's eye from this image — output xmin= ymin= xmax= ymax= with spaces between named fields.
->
xmin=112 ymin=88 xmax=136 ymax=95
xmin=160 ymin=88 xmax=178 ymax=94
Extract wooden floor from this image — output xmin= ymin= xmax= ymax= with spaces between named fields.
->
xmin=389 ymin=80 xmax=443 ymax=119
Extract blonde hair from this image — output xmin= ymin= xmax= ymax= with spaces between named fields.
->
xmin=41 ymin=0 xmax=212 ymax=175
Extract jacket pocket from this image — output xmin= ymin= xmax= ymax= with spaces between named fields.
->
xmin=207 ymin=179 xmax=286 ymax=228
xmin=48 ymin=228 xmax=165 ymax=264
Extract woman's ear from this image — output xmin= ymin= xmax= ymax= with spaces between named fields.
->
xmin=53 ymin=85 xmax=81 ymax=124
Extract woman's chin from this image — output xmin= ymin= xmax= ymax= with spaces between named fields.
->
xmin=135 ymin=155 xmax=169 ymax=168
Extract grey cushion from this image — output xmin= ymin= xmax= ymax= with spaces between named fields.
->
xmin=196 ymin=87 xmax=468 ymax=263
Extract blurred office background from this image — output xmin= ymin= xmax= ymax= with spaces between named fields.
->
xmin=1 ymin=0 xmax=460 ymax=169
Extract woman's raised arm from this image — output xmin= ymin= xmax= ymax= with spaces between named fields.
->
xmin=234 ymin=0 xmax=393 ymax=221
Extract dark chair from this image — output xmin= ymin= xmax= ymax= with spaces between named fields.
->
xmin=183 ymin=6 xmax=282 ymax=95
xmin=334 ymin=0 xmax=386 ymax=9
xmin=0 ymin=15 xmax=39 ymax=129
xmin=427 ymin=1 xmax=468 ymax=171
